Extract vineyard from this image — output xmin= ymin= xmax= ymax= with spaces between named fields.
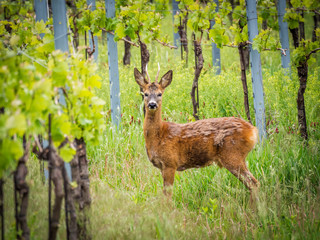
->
xmin=1 ymin=0 xmax=320 ymax=239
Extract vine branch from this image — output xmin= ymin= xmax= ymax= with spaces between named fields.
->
xmin=154 ymin=38 xmax=178 ymax=49
xmin=306 ymin=47 xmax=320 ymax=61
xmin=101 ymin=28 xmax=139 ymax=47
xmin=295 ymin=7 xmax=320 ymax=16
xmin=139 ymin=24 xmax=178 ymax=49
xmin=209 ymin=33 xmax=288 ymax=55
xmin=86 ymin=31 xmax=95 ymax=58
xmin=61 ymin=87 xmax=73 ymax=109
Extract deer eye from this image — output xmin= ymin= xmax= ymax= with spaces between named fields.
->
xmin=144 ymin=93 xmax=149 ymax=97
xmin=157 ymin=93 xmax=162 ymax=97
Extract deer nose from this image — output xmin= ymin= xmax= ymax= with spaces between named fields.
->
xmin=148 ymin=102 xmax=157 ymax=109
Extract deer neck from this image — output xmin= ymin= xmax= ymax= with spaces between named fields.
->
xmin=143 ymin=106 xmax=163 ymax=141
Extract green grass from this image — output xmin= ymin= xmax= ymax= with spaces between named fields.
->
xmin=3 ymin=25 xmax=320 ymax=239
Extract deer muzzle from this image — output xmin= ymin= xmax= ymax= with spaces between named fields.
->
xmin=148 ymin=101 xmax=157 ymax=110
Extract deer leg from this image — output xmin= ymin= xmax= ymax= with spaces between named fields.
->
xmin=243 ymin=169 xmax=260 ymax=189
xmin=225 ymin=164 xmax=260 ymax=205
xmin=225 ymin=165 xmax=259 ymax=191
xmin=243 ymin=169 xmax=260 ymax=204
xmin=161 ymin=167 xmax=176 ymax=197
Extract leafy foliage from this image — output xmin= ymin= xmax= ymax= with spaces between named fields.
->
xmin=252 ymin=28 xmax=281 ymax=52
xmin=206 ymin=0 xmax=281 ymax=51
xmin=0 ymin=1 xmax=106 ymax=177
xmin=1 ymin=1 xmax=320 ymax=239
xmin=292 ymin=40 xmax=319 ymax=66
xmin=284 ymin=0 xmax=320 ymax=66
xmin=75 ymin=0 xmax=170 ymax=44
xmin=176 ymin=0 xmax=216 ymax=41
xmin=257 ymin=0 xmax=278 ymax=29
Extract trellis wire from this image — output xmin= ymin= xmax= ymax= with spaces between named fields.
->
xmin=0 ymin=31 xmax=70 ymax=62
xmin=4 ymin=1 xmax=317 ymax=15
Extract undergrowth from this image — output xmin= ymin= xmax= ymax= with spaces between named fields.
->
xmin=3 ymin=25 xmax=320 ymax=240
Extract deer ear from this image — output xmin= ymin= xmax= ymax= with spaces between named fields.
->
xmin=159 ymin=70 xmax=173 ymax=89
xmin=134 ymin=68 xmax=149 ymax=88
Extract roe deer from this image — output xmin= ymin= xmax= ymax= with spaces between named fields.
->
xmin=134 ymin=67 xmax=260 ymax=196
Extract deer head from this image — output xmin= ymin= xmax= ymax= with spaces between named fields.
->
xmin=134 ymin=68 xmax=172 ymax=112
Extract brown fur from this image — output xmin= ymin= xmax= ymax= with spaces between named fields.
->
xmin=134 ymin=68 xmax=260 ymax=195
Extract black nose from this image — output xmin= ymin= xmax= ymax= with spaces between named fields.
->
xmin=148 ymin=102 xmax=157 ymax=109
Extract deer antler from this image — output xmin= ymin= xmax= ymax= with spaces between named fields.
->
xmin=146 ymin=64 xmax=151 ymax=83
xmin=155 ymin=62 xmax=160 ymax=83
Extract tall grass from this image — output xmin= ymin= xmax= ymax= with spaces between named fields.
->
xmin=3 ymin=21 xmax=320 ymax=239
xmin=91 ymin=40 xmax=320 ymax=238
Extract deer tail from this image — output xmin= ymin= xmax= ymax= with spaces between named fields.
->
xmin=248 ymin=126 xmax=259 ymax=149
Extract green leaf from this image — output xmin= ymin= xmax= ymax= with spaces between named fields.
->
xmin=124 ymin=25 xmax=136 ymax=39
xmin=10 ymin=35 xmax=20 ymax=47
xmin=115 ymin=22 xmax=126 ymax=39
xmin=30 ymin=94 xmax=49 ymax=112
xmin=70 ymin=181 xmax=78 ymax=189
xmin=79 ymin=89 xmax=93 ymax=98
xmin=36 ymin=34 xmax=55 ymax=54
xmin=48 ymin=52 xmax=69 ymax=86
xmin=35 ymin=20 xmax=50 ymax=34
xmin=83 ymin=129 xmax=94 ymax=141
xmin=79 ymin=116 xmax=93 ymax=126
xmin=87 ymin=75 xmax=102 ymax=88
xmin=5 ymin=113 xmax=27 ymax=136
xmin=60 ymin=121 xmax=72 ymax=136
xmin=0 ymin=139 xmax=23 ymax=177
xmin=59 ymin=145 xmax=76 ymax=163
xmin=91 ymin=96 xmax=106 ymax=106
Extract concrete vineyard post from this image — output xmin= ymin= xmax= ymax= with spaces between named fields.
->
xmin=277 ymin=0 xmax=291 ymax=71
xmin=245 ymin=0 xmax=267 ymax=141
xmin=210 ymin=0 xmax=221 ymax=75
xmin=105 ymin=0 xmax=121 ymax=128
